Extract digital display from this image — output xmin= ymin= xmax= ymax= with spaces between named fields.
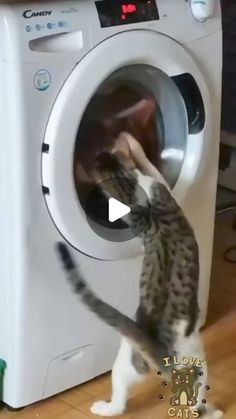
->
xmin=122 ymin=4 xmax=137 ymax=14
xmin=95 ymin=0 xmax=159 ymax=28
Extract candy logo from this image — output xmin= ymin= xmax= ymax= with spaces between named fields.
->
xmin=23 ymin=9 xmax=52 ymax=18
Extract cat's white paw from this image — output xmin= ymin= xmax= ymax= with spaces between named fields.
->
xmin=213 ymin=410 xmax=224 ymax=419
xmin=200 ymin=407 xmax=224 ymax=418
xmin=90 ymin=400 xmax=125 ymax=417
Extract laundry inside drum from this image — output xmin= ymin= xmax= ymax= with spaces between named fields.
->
xmin=73 ymin=65 xmax=187 ymax=227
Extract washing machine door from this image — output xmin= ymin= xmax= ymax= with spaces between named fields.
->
xmin=42 ymin=30 xmax=210 ymax=260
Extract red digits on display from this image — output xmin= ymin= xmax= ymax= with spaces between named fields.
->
xmin=122 ymin=4 xmax=137 ymax=14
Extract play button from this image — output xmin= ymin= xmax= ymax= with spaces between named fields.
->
xmin=109 ymin=198 xmax=131 ymax=223
xmin=84 ymin=176 xmax=150 ymax=242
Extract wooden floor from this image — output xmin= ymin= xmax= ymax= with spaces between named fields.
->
xmin=1 ymin=212 xmax=236 ymax=419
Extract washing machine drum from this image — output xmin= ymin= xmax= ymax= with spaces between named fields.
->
xmin=42 ymin=30 xmax=207 ymax=260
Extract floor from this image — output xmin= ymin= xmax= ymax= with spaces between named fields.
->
xmin=1 ymin=212 xmax=236 ymax=419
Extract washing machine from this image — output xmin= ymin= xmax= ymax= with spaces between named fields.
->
xmin=0 ymin=0 xmax=222 ymax=409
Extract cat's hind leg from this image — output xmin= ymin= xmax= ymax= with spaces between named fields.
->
xmin=173 ymin=320 xmax=223 ymax=419
xmin=91 ymin=337 xmax=147 ymax=417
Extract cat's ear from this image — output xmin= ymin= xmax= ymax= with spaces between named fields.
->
xmin=118 ymin=98 xmax=156 ymax=127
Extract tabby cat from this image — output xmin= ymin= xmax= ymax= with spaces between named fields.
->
xmin=73 ymin=85 xmax=160 ymax=215
xmin=56 ymin=133 xmax=222 ymax=419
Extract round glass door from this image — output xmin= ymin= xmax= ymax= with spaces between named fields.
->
xmin=74 ymin=64 xmax=187 ymax=225
xmin=42 ymin=29 xmax=209 ymax=260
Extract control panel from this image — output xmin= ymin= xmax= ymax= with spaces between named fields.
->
xmin=0 ymin=0 xmax=221 ymax=62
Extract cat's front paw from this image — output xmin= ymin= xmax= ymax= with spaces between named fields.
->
xmin=90 ymin=400 xmax=125 ymax=417
xmin=198 ymin=405 xmax=224 ymax=419
xmin=171 ymin=396 xmax=179 ymax=406
xmin=188 ymin=397 xmax=196 ymax=406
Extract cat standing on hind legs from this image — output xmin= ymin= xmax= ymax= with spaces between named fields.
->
xmin=56 ymin=133 xmax=223 ymax=418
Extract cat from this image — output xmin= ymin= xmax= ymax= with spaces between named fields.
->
xmin=73 ymin=84 xmax=161 ymax=213
xmin=171 ymin=368 xmax=202 ymax=407
xmin=56 ymin=134 xmax=223 ymax=419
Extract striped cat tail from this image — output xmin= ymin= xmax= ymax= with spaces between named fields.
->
xmin=56 ymin=242 xmax=87 ymax=293
xmin=56 ymin=242 xmax=160 ymax=370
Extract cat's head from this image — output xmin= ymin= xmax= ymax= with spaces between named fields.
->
xmin=93 ymin=146 xmax=138 ymax=207
xmin=74 ymin=93 xmax=157 ymax=187
xmin=172 ymin=368 xmax=197 ymax=386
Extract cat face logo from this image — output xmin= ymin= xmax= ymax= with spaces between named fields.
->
xmin=171 ymin=367 xmax=201 ymax=407
xmin=158 ymin=356 xmax=209 ymax=418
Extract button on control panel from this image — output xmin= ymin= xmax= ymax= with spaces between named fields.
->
xmin=25 ymin=20 xmax=67 ymax=33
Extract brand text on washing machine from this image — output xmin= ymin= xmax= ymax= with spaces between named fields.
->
xmin=23 ymin=10 xmax=52 ymax=18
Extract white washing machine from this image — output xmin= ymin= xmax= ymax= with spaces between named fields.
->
xmin=0 ymin=0 xmax=222 ymax=409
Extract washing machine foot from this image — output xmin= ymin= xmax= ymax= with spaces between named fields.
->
xmin=5 ymin=404 xmax=25 ymax=412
